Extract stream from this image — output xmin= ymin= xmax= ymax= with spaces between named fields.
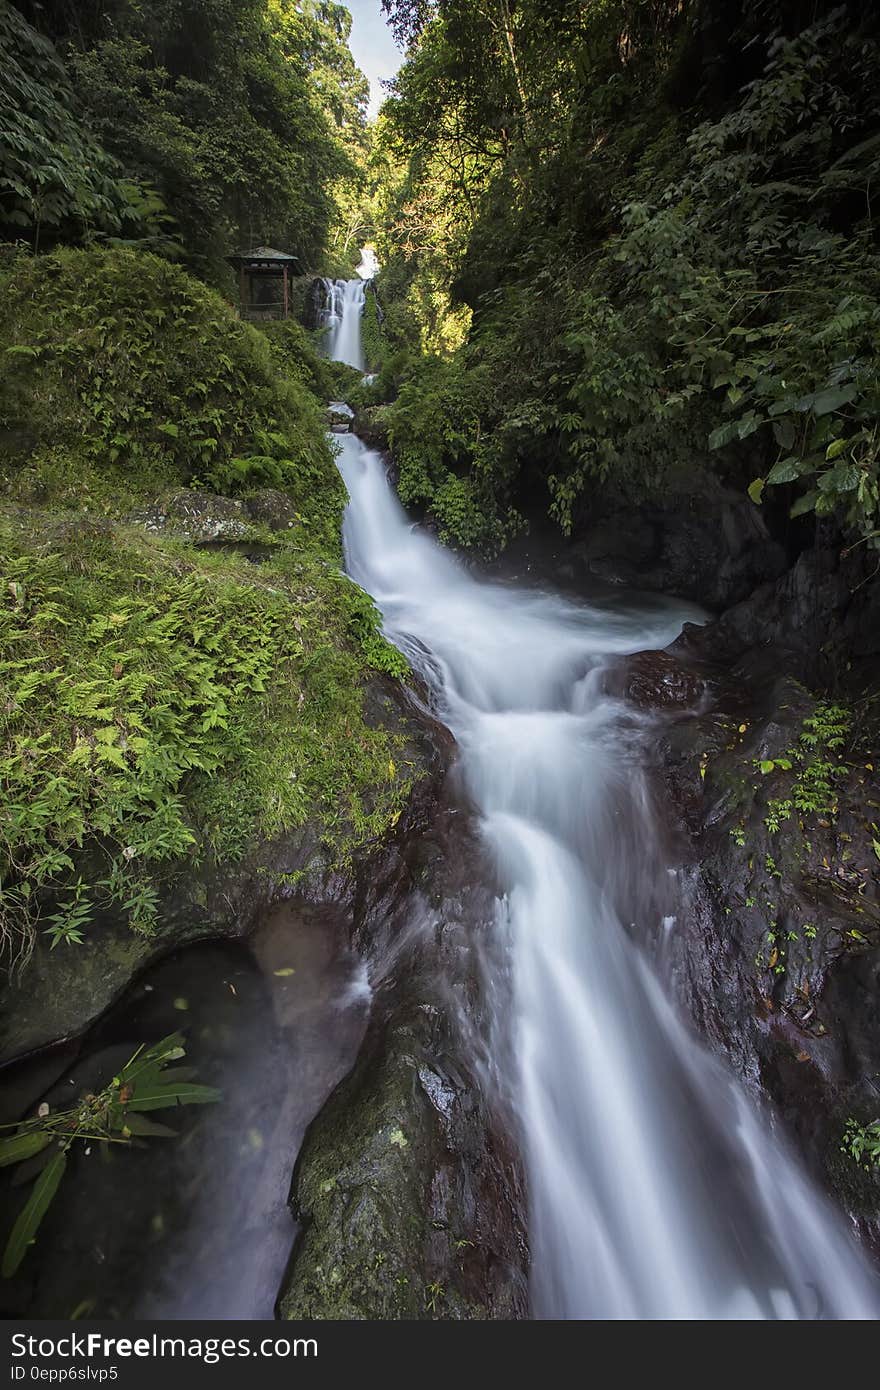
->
xmin=325 ymin=272 xmax=880 ymax=1319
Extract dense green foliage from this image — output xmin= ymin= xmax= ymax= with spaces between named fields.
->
xmin=1 ymin=245 xmax=342 ymax=543
xmin=371 ymin=1 xmax=880 ymax=554
xmin=0 ymin=4 xmax=171 ymax=252
xmin=2 ymin=0 xmax=370 ymax=276
xmin=0 ymin=247 xmax=411 ymax=961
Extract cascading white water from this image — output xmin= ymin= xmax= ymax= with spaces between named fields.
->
xmin=322 ymin=249 xmax=375 ymax=370
xmin=325 ymin=278 xmax=365 ymax=370
xmin=327 ymin=281 xmax=879 ymax=1319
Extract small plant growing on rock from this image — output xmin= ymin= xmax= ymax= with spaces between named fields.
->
xmin=757 ymin=702 xmax=852 ymax=834
xmin=841 ymin=1117 xmax=880 ymax=1172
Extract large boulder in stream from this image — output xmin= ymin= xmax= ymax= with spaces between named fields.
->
xmin=327 ymin=400 xmax=355 ymax=432
xmin=352 ymin=404 xmax=391 ymax=452
xmin=602 ymin=647 xmax=708 ymax=710
xmin=279 ymin=781 xmax=528 ymax=1319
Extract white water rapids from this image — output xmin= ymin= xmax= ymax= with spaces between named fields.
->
xmin=328 ymin=280 xmax=878 ymax=1319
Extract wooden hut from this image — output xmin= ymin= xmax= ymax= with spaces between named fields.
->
xmin=227 ymin=246 xmax=300 ymax=321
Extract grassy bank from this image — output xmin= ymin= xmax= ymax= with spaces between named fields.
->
xmin=0 ymin=246 xmax=410 ymax=964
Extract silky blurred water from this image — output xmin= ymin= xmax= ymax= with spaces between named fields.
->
xmin=333 ymin=411 xmax=879 ymax=1320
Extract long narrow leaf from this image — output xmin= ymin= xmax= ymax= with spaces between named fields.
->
xmin=121 ymin=1113 xmax=177 ymax=1138
xmin=11 ymin=1146 xmax=56 ymax=1188
xmin=0 ymin=1130 xmax=50 ymax=1169
xmin=2 ymin=1149 xmax=67 ymax=1278
xmin=126 ymin=1082 xmax=221 ymax=1112
xmin=120 ymin=1033 xmax=185 ymax=1085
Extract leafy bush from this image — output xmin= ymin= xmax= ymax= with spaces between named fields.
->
xmin=0 ymin=246 xmax=345 ymax=550
xmin=373 ymin=2 xmax=880 ymax=554
xmin=386 ymin=354 xmax=521 ymax=552
xmin=260 ymin=317 xmax=363 ymax=403
xmin=842 ymin=1117 xmax=880 ymax=1171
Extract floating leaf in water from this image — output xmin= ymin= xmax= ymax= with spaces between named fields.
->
xmin=274 ymin=967 xmax=295 ymax=977
xmin=125 ymin=1081 xmax=221 ymax=1113
xmin=2 ymin=1149 xmax=67 ymax=1278
xmin=0 ymin=1031 xmax=219 ymax=1276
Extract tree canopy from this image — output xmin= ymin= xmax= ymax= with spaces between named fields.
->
xmin=366 ymin=1 xmax=880 ymax=553
xmin=1 ymin=0 xmax=371 ymax=276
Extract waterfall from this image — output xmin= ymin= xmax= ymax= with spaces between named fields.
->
xmin=319 ymin=266 xmax=367 ymax=372
xmin=325 ymin=279 xmax=880 ymax=1320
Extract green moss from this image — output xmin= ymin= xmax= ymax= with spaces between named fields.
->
xmin=0 ymin=245 xmax=344 ymax=553
xmin=0 ymin=245 xmax=418 ymax=961
xmin=360 ymin=289 xmax=386 ymax=376
xmin=0 ymin=512 xmax=413 ymax=955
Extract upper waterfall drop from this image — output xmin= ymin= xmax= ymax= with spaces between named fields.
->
xmin=325 ymin=279 xmax=366 ymax=371
xmin=321 ymin=246 xmax=377 ymax=372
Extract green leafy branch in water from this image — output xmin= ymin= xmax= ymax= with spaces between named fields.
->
xmin=0 ymin=1032 xmax=219 ymax=1277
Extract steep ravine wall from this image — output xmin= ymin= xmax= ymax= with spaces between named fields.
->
xmin=605 ymin=531 xmax=880 ymax=1258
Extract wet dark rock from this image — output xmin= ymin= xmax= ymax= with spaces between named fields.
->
xmin=279 ymin=784 xmax=528 ymax=1320
xmin=650 ymin=590 xmax=880 ymax=1241
xmin=303 ymin=277 xmax=327 ymax=330
xmin=564 ymin=483 xmax=787 ymax=608
xmin=683 ymin=542 xmax=880 ymax=689
xmin=603 ymin=648 xmax=708 ymax=710
xmin=327 ymin=401 xmax=354 ymax=432
xmin=352 ymin=405 xmax=390 ymax=452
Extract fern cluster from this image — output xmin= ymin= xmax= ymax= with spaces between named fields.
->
xmin=0 ymin=517 xmax=413 ymax=960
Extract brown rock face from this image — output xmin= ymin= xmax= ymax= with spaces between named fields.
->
xmin=604 ymin=649 xmax=708 ymax=710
